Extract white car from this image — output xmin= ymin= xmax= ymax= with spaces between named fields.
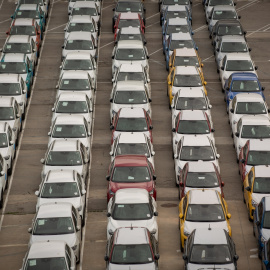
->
xmin=48 ymin=114 xmax=91 ymax=155
xmin=107 ymin=188 xmax=158 ymax=240
xmin=174 ymin=136 xmax=220 ymax=185
xmin=68 ymin=0 xmax=101 ymax=13
xmin=112 ymin=40 xmax=149 ymax=77
xmin=62 ymin=31 xmax=97 ymax=60
xmin=15 ymin=0 xmax=49 ymax=17
xmin=115 ymin=26 xmax=146 ymax=45
xmin=56 ymin=70 xmax=95 ymax=98
xmin=0 ymin=152 xmax=8 ymax=208
xmin=219 ymin=54 xmax=258 ymax=90
xmin=35 ymin=169 xmax=86 ymax=225
xmin=110 ymin=80 xmax=152 ymax=121
xmin=110 ymin=132 xmax=155 ymax=167
xmin=28 ymin=202 xmax=82 ymax=263
xmin=52 ymin=92 xmax=93 ymax=124
xmin=229 ymin=93 xmax=269 ymax=132
xmin=233 ymin=115 xmax=270 ymax=158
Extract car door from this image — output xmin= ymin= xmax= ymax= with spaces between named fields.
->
xmin=7 ymin=125 xmax=15 ymax=158
xmin=14 ymin=100 xmax=21 ymax=137
xmin=72 ymin=206 xmax=81 ymax=242
xmin=255 ymin=201 xmax=263 ymax=240
xmin=244 ymin=169 xmax=253 ymax=206
xmin=0 ymin=154 xmax=6 ymax=191
xmin=80 ymin=143 xmax=88 ymax=179
xmin=234 ymin=118 xmax=242 ymax=146
xmin=239 ymin=141 xmax=249 ymax=180
xmin=77 ymin=172 xmax=86 ymax=213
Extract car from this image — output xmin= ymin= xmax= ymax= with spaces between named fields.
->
xmin=107 ymin=188 xmax=158 ymax=239
xmin=112 ymin=40 xmax=149 ymax=77
xmin=110 ymin=108 xmax=153 ymax=144
xmin=35 ymin=169 xmax=86 ymax=225
xmin=113 ymin=12 xmax=145 ymax=38
xmin=68 ymin=0 xmax=100 ymax=13
xmin=220 ymin=54 xmax=258 ymax=91
xmin=171 ymin=88 xmax=212 ymax=120
xmin=159 ymin=0 xmax=192 ymax=20
xmin=48 ymin=114 xmax=91 ymax=156
xmin=56 ymin=70 xmax=95 ymax=98
xmin=262 ymin=238 xmax=270 ymax=270
xmin=62 ymin=31 xmax=97 ymax=61
xmin=254 ymin=196 xmax=270 ymax=259
xmin=174 ymin=136 xmax=220 ymax=185
xmin=215 ymin=35 xmax=251 ymax=70
xmin=243 ymin=166 xmax=270 ymax=221
xmin=0 ymin=97 xmax=22 ymax=143
xmin=28 ymin=202 xmax=82 ymax=263
xmin=106 ymin=155 xmax=157 ymax=202
xmin=110 ymin=132 xmax=155 ymax=167
xmin=40 ymin=139 xmax=89 ymax=181
xmin=0 ymin=35 xmax=38 ymax=66
xmin=112 ymin=63 xmax=150 ymax=95
xmin=6 ymin=18 xmax=41 ymax=53
xmin=0 ymin=53 xmax=34 ymax=95
xmin=64 ymin=15 xmax=98 ymax=40
xmin=104 ymin=227 xmax=159 ymax=269
xmin=15 ymin=0 xmax=50 ymax=18
xmin=167 ymin=66 xmax=206 ymax=106
xmin=233 ymin=115 xmax=270 ymax=158
xmin=207 ymin=5 xmax=240 ymax=32
xmin=110 ymin=80 xmax=152 ymax=121
xmin=60 ymin=52 xmax=97 ymax=89
xmin=0 ymin=152 xmax=8 ymax=208
xmin=179 ymin=161 xmax=224 ymax=200
xmin=51 ymin=92 xmax=93 ymax=124
xmin=239 ymin=140 xmax=270 ymax=183
xmin=168 ymin=47 xmax=203 ymax=73
xmin=172 ymin=110 xmax=215 ymax=153
xmin=183 ymin=228 xmax=238 ymax=268
xmin=115 ymin=26 xmax=146 ymax=45
xmin=229 ymin=93 xmax=268 ymax=132
xmin=179 ymin=189 xmax=231 ymax=251
xmin=165 ymin=32 xmax=198 ymax=70
xmin=19 ymin=240 xmax=76 ymax=270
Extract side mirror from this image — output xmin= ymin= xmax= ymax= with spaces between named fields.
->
xmin=28 ymin=228 xmax=32 ymax=233
xmin=179 ymin=182 xmax=184 ymax=187
xmin=195 ymin=46 xmax=198 ymax=51
xmin=211 ymin=128 xmax=215 ymax=132
xmin=9 ymin=140 xmax=14 ymax=145
xmin=208 ymin=104 xmax=212 ymax=109
xmin=55 ymin=84 xmax=59 ymax=88
xmin=48 ymin=131 xmax=51 ymax=136
xmin=112 ymin=7 xmax=115 ymax=11
xmin=154 ymin=254 xmax=160 ymax=261
xmin=245 ymin=186 xmax=251 ymax=192
xmin=182 ymin=254 xmax=188 ymax=260
xmin=244 ymin=31 xmax=247 ymax=35
xmin=61 ymin=45 xmax=64 ymax=49
xmin=221 ymin=66 xmax=224 ymax=71
xmin=23 ymin=90 xmax=26 ymax=94
xmin=153 ymin=175 xmax=157 ymax=180
xmin=6 ymin=31 xmax=9 ymax=35
xmin=154 ymin=211 xmax=158 ymax=216
xmin=172 ymin=128 xmax=176 ymax=132
xmin=216 ymin=48 xmax=219 ymax=52
xmin=111 ymin=78 xmax=115 ymax=83
xmin=107 ymin=212 xmax=111 ymax=217
xmin=149 ymin=125 xmax=153 ymax=130
xmin=234 ymin=255 xmax=239 ymax=261
xmin=262 ymin=87 xmax=265 ymax=91
xmin=84 ymin=158 xmax=89 ymax=164
xmin=35 ymin=190 xmax=39 ymax=196
xmin=230 ymin=108 xmax=234 ymax=113
xmin=111 ymin=55 xmax=114 ymax=59
xmin=256 ymin=220 xmax=260 ymax=226
xmin=51 ymin=107 xmax=55 ymax=112
xmin=81 ymin=189 xmax=86 ymax=195
xmin=40 ymin=158 xmax=45 ymax=164
xmin=0 ymin=170 xmax=4 ymax=176
xmin=147 ymin=78 xmax=150 ymax=83
xmin=110 ymin=125 xmax=114 ymax=130
xmin=106 ymin=175 xmax=110 ymax=181
xmin=249 ymin=48 xmax=252 ymax=52
xmin=216 ymin=154 xmax=220 ymax=159
xmin=255 ymin=66 xmax=258 ymax=70
xmin=208 ymin=16 xmax=211 ymax=19
xmin=151 ymin=151 xmax=155 ymax=156
xmin=149 ymin=98 xmax=152 ymax=102
xmin=238 ymin=16 xmax=241 ymax=19
xmin=104 ymin=255 xmax=109 ymax=261
xmin=109 ymin=151 xmax=113 ymax=156
xmin=213 ymin=32 xmax=216 ymax=35
xmin=221 ymin=181 xmax=224 ymax=187
xmin=179 ymin=213 xmax=183 ymax=219
xmin=174 ymin=154 xmax=178 ymax=159
xmin=76 ymin=225 xmax=81 ymax=231
xmin=16 ymin=114 xmax=20 ymax=119
xmin=227 ymin=213 xmax=231 ymax=219
xmin=204 ymin=81 xmax=207 ymax=85
xmin=235 ymin=132 xmax=239 ymax=137
xmin=147 ymin=55 xmax=150 ymax=59
xmin=109 ymin=98 xmax=113 ymax=103
xmin=240 ymin=159 xmax=245 ymax=164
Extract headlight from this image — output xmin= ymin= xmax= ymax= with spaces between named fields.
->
xmin=184 ymin=230 xmax=190 ymax=237
xmin=72 ymin=245 xmax=78 ymax=251
xmin=252 ymin=199 xmax=258 ymax=207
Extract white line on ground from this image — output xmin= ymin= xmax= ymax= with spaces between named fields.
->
xmin=102 ymin=3 xmax=114 ymax=10
xmin=146 ymin=21 xmax=159 ymax=29
xmin=149 ymin=47 xmax=163 ymax=56
xmin=146 ymin=12 xmax=159 ymax=20
xmin=0 ymin=244 xmax=28 ymax=247
xmin=246 ymin=24 xmax=270 ymax=37
xmin=46 ymin=23 xmax=66 ymax=32
xmin=99 ymin=40 xmax=114 ymax=49
xmin=0 ymin=18 xmax=10 ymax=24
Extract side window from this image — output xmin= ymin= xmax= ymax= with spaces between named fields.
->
xmin=31 ymin=38 xmax=35 ymax=50
xmin=21 ymin=79 xmax=24 ymax=90
xmin=0 ymin=155 xmax=3 ymax=172
xmin=65 ymin=245 xmax=72 ymax=268
xmin=177 ymin=140 xmax=181 ymax=157
xmin=77 ymin=173 xmax=83 ymax=193
xmin=222 ymin=56 xmax=226 ymax=68
xmin=84 ymin=118 xmax=89 ymax=134
xmin=236 ymin=120 xmax=242 ymax=133
xmin=231 ymin=97 xmax=237 ymax=110
xmin=149 ymin=234 xmax=156 ymax=255
xmin=258 ymin=202 xmax=263 ymax=221
xmin=108 ymin=235 xmax=114 ymax=254
xmin=243 ymin=144 xmax=248 ymax=160
xmin=14 ymin=102 xmax=19 ymax=115
xmin=80 ymin=144 xmax=86 ymax=161
xmin=71 ymin=207 xmax=78 ymax=227
xmin=248 ymin=170 xmax=253 ymax=187
xmin=7 ymin=127 xmax=12 ymax=142
xmin=183 ymin=196 xmax=187 ymax=215
xmin=174 ymin=113 xmax=179 ymax=129
xmin=26 ymin=57 xmax=30 ymax=69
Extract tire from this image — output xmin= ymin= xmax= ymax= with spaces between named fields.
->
xmin=8 ymin=160 xmax=12 ymax=176
xmin=248 ymin=208 xmax=253 ymax=222
xmin=0 ymin=191 xmax=3 ymax=209
xmin=76 ymin=245 xmax=81 ymax=264
xmin=243 ymin=190 xmax=246 ymax=203
xmin=81 ymin=214 xmax=85 ymax=227
xmin=112 ymin=18 xmax=115 ymax=33
xmin=180 ymin=233 xmax=184 ymax=252
xmin=5 ymin=175 xmax=8 ymax=190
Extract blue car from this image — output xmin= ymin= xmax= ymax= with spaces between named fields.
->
xmin=224 ymin=72 xmax=265 ymax=108
xmin=254 ymin=196 xmax=270 ymax=259
xmin=165 ymin=32 xmax=198 ymax=70
xmin=262 ymin=238 xmax=270 ymax=269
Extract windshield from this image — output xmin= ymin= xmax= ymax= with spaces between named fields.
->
xmin=263 ymin=211 xmax=270 ymax=229
xmin=116 ymin=49 xmax=145 ymax=60
xmin=176 ymin=97 xmax=207 ymax=110
xmin=213 ymin=10 xmax=237 ymax=20
xmin=217 ymin=25 xmax=243 ymax=36
xmin=0 ymin=107 xmax=14 ymax=120
xmin=117 ymin=72 xmax=144 ymax=82
xmin=65 ymin=40 xmax=93 ymax=50
xmin=186 ymin=204 xmax=225 ymax=221
xmin=247 ymin=151 xmax=270 ymax=166
xmin=236 ymin=102 xmax=266 ymax=114
xmin=60 ymin=79 xmax=90 ymax=90
xmin=180 ymin=146 xmax=215 ymax=161
xmin=25 ymin=258 xmax=68 ymax=270
xmin=118 ymin=20 xmax=140 ymax=29
xmin=163 ymin=0 xmax=189 ymax=4
xmin=67 ymin=22 xmax=94 ymax=32
xmin=116 ymin=2 xmax=142 ymax=12
xmin=112 ymin=203 xmax=152 ymax=220
xmin=3 ymin=42 xmax=31 ymax=53
xmin=10 ymin=25 xmax=36 ymax=35
xmin=116 ymin=118 xmax=148 ymax=132
xmin=178 ymin=120 xmax=210 ymax=134
xmin=0 ymin=83 xmax=21 ymax=96
xmin=41 ymin=182 xmax=80 ymax=198
xmin=174 ymin=56 xmax=199 ymax=67
xmin=52 ymin=124 xmax=86 ymax=138
xmin=226 ymin=60 xmax=253 ymax=71
xmin=174 ymin=74 xmax=202 ymax=87
xmin=166 ymin=25 xmax=189 ymax=34
xmin=209 ymin=0 xmax=233 ymax=6
xmin=116 ymin=143 xmax=149 ymax=157
xmin=231 ymin=80 xmax=260 ymax=92
xmin=0 ymin=62 xmax=27 ymax=74
xmin=166 ymin=11 xmax=188 ymax=19
xmin=56 ymin=100 xmax=88 ymax=113
xmin=186 ymin=172 xmax=219 ymax=188
xmin=20 ymin=0 xmax=43 ymax=4
xmin=112 ymin=166 xmax=150 ymax=183
xmin=0 ymin=133 xmax=8 ymax=148
xmin=33 ymin=217 xmax=74 ymax=235
xmin=221 ymin=41 xmax=248 ymax=52
xmin=63 ymin=59 xmax=93 ymax=70
xmin=71 ymin=7 xmax=97 ymax=16
xmin=190 ymin=244 xmax=232 ymax=264
xmin=46 ymin=151 xmax=82 ymax=166
xmin=253 ymin=177 xmax=270 ymax=193
xmin=170 ymin=40 xmax=193 ymax=50
xmin=114 ymin=91 xmax=147 ymax=104
xmin=119 ymin=34 xmax=142 ymax=41
xmin=15 ymin=10 xmax=40 ymax=19
xmin=241 ymin=125 xmax=270 ymax=139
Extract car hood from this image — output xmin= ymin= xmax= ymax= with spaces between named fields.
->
xmin=187 ymin=263 xmax=235 ymax=270
xmin=30 ymin=233 xmax=77 ymax=247
xmin=109 ymin=263 xmax=156 ymax=270
xmin=110 ymin=181 xmax=153 ymax=193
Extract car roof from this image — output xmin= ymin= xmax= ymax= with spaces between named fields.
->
xmin=212 ymin=5 xmax=236 ymax=11
xmin=177 ymin=88 xmax=205 ymax=97
xmin=189 ymin=189 xmax=221 ymax=204
xmin=254 ymin=165 xmax=270 ymax=178
xmin=0 ymin=74 xmax=20 ymax=82
xmin=234 ymin=93 xmax=264 ymax=102
xmin=1 ymin=53 xmax=26 ymax=62
xmin=115 ymin=80 xmax=145 ymax=91
xmin=50 ymin=139 xmax=79 ymax=151
xmin=120 ymin=26 xmax=141 ymax=34
xmin=54 ymin=114 xmax=85 ymax=125
xmin=7 ymin=35 xmax=30 ymax=43
xmin=120 ymin=12 xmax=139 ymax=20
xmin=248 ymin=140 xmax=270 ymax=151
xmin=180 ymin=110 xmax=206 ymax=120
xmin=13 ymin=18 xmax=34 ymax=26
xmin=171 ymin=32 xmax=192 ymax=40
xmin=119 ymin=64 xmax=143 ymax=73
xmin=187 ymin=161 xmax=216 ymax=173
xmin=58 ymin=92 xmax=88 ymax=101
xmin=46 ymin=169 xmax=75 ymax=183
xmin=0 ymin=96 xmax=15 ymax=107
xmin=167 ymin=5 xmax=187 ymax=11
xmin=69 ymin=15 xmax=93 ymax=23
xmin=67 ymin=31 xmax=93 ymax=40
xmin=193 ymin=228 xmax=227 ymax=245
xmin=220 ymin=35 xmax=246 ymax=43
xmin=119 ymin=107 xmax=145 ymax=118
xmin=117 ymin=40 xmax=144 ymax=48
xmin=37 ymin=202 xmax=73 ymax=218
xmin=175 ymin=48 xmax=196 ymax=57
xmin=115 ymin=188 xmax=149 ymax=204
xmin=114 ymin=227 xmax=149 ymax=245
xmin=240 ymin=115 xmax=270 ymax=125
xmin=168 ymin=17 xmax=188 ymax=25
xmin=118 ymin=132 xmax=147 ymax=144
xmin=175 ymin=66 xmax=198 ymax=75
xmin=61 ymin=70 xmax=89 ymax=79
xmin=18 ymin=3 xmax=38 ymax=10
xmin=65 ymin=51 xmax=92 ymax=60
xmin=114 ymin=155 xmax=148 ymax=167
xmin=182 ymin=135 xmax=211 ymax=146
xmin=73 ymin=1 xmax=96 ymax=8
xmin=230 ymin=72 xmax=258 ymax=80
xmin=226 ymin=53 xmax=253 ymax=60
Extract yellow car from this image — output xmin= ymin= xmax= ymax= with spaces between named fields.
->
xmin=179 ymin=189 xmax=232 ymax=252
xmin=168 ymin=48 xmax=204 ymax=73
xmin=167 ymin=66 xmax=207 ymax=106
xmin=243 ymin=165 xmax=270 ymax=221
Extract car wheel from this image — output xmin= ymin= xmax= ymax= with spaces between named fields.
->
xmin=217 ymin=68 xmax=219 ymax=73
xmin=209 ymin=34 xmax=212 ymax=39
xmin=76 ymin=245 xmax=81 ymax=264
xmin=248 ymin=208 xmax=253 ymax=222
xmin=178 ymin=188 xmax=181 ymax=200
xmin=259 ymin=247 xmax=262 ymax=259
xmin=243 ymin=191 xmax=246 ymax=204
xmin=0 ymin=192 xmax=3 ymax=209
xmin=81 ymin=214 xmax=85 ymax=227
xmin=168 ymin=100 xmax=171 ymax=110
xmin=180 ymin=233 xmax=184 ymax=252
xmin=5 ymin=175 xmax=8 ymax=190
xmin=112 ymin=18 xmax=114 ymax=33
xmin=8 ymin=161 xmax=12 ymax=176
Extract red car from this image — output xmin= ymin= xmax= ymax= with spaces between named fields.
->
xmin=6 ymin=18 xmax=42 ymax=54
xmin=113 ymin=12 xmax=145 ymax=40
xmin=178 ymin=161 xmax=224 ymax=199
xmin=239 ymin=139 xmax=270 ymax=182
xmin=106 ymin=155 xmax=157 ymax=202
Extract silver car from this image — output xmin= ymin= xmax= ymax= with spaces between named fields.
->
xmin=0 ymin=152 xmax=8 ymax=208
